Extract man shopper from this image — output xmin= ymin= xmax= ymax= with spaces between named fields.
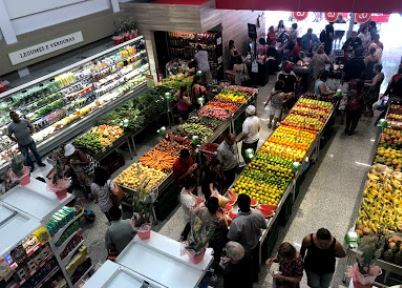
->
xmin=237 ymin=105 xmax=260 ymax=164
xmin=173 ymin=148 xmax=198 ymax=184
xmin=194 ymin=45 xmax=212 ymax=83
xmin=8 ymin=111 xmax=45 ymax=172
xmin=227 ymin=194 xmax=267 ymax=282
xmin=217 ymin=131 xmax=238 ymax=191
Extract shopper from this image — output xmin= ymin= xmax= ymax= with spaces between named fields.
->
xmin=228 ymin=40 xmax=238 ymax=69
xmin=91 ymin=166 xmax=114 ymax=222
xmin=319 ymin=23 xmax=334 ymax=55
xmin=276 ymin=20 xmax=287 ymax=38
xmin=278 ymin=62 xmax=298 ymax=93
xmin=311 ymin=45 xmax=331 ymax=79
xmin=342 ymin=31 xmax=363 ymax=58
xmin=194 ymin=45 xmax=212 ymax=83
xmin=334 ymin=15 xmax=346 ymax=48
xmin=288 ymin=23 xmax=299 ymax=46
xmin=357 ymin=26 xmax=371 ymax=52
xmin=222 ymin=241 xmax=253 ymax=288
xmin=176 ymin=85 xmax=191 ymax=122
xmin=173 ymin=148 xmax=198 ymax=184
xmin=345 ymin=81 xmax=365 ymax=135
xmin=233 ymin=55 xmax=249 ymax=86
xmin=237 ymin=105 xmax=260 ymax=164
xmin=190 ymin=74 xmax=207 ymax=109
xmin=201 ymin=158 xmax=221 ymax=199
xmin=227 ymin=194 xmax=267 ymax=282
xmin=7 ymin=111 xmax=46 ymax=172
xmin=265 ymin=80 xmax=293 ymax=128
xmin=301 ymin=28 xmax=319 ymax=55
xmin=266 ymin=242 xmax=303 ymax=288
xmin=217 ymin=130 xmax=238 ymax=191
xmin=194 ymin=197 xmax=228 ymax=269
xmin=267 ymin=26 xmax=277 ymax=46
xmin=364 ymin=63 xmax=384 ymax=116
xmin=300 ymin=228 xmax=346 ymax=288
xmin=343 ymin=48 xmax=366 ymax=82
xmin=64 ymin=143 xmax=92 ymax=196
xmin=179 ymin=178 xmax=199 ymax=241
xmin=364 ymin=45 xmax=380 ymax=76
xmin=315 ymin=71 xmax=335 ymax=98
xmin=105 ymin=206 xmax=136 ymax=256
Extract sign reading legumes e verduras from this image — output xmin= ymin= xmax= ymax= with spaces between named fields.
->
xmin=8 ymin=31 xmax=84 ymax=65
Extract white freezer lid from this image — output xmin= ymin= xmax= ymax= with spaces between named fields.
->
xmin=0 ymin=178 xmax=74 ymax=223
xmin=117 ymin=231 xmax=213 ymax=288
xmin=84 ymin=261 xmax=167 ymax=288
xmin=0 ymin=203 xmax=41 ymax=256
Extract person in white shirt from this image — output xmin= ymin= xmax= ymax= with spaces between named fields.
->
xmin=194 ymin=45 xmax=212 ymax=83
xmin=179 ymin=178 xmax=200 ymax=241
xmin=217 ymin=131 xmax=238 ymax=190
xmin=237 ymin=105 xmax=260 ymax=163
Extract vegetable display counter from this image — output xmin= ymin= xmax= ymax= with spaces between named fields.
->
xmin=113 ymin=85 xmax=258 ymax=221
xmin=0 ymin=36 xmax=151 ymax=172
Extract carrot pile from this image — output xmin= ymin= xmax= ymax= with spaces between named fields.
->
xmin=154 ymin=139 xmax=191 ymax=156
xmin=139 ymin=149 xmax=176 ymax=172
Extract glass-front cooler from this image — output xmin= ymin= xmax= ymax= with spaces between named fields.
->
xmin=0 ymin=36 xmax=151 ymax=170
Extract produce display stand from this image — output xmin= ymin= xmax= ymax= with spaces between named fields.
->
xmin=0 ymin=178 xmax=93 ymax=288
xmin=0 ymin=36 xmax=151 ymax=173
xmin=343 ymin=102 xmax=402 ymax=287
xmin=116 ymin=87 xmax=258 ymax=222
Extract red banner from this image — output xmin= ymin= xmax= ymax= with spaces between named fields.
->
xmin=215 ymin=0 xmax=402 ymax=13
xmin=325 ymin=12 xmax=339 ymax=22
xmin=293 ymin=11 xmax=309 ymax=21
xmin=355 ymin=13 xmax=371 ymax=23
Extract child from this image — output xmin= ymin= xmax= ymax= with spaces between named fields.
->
xmin=264 ymin=80 xmax=293 ymax=128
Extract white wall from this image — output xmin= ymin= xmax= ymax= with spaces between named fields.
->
xmin=0 ymin=0 xmax=118 ymax=44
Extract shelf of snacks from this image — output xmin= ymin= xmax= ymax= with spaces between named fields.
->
xmin=0 ymin=36 xmax=151 ymax=171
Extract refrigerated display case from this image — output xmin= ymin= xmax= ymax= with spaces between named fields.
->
xmin=0 ymin=36 xmax=151 ymax=171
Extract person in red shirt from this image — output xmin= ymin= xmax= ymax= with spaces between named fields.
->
xmin=173 ymin=149 xmax=198 ymax=183
xmin=267 ymin=26 xmax=277 ymax=46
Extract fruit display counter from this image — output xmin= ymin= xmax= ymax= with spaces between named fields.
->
xmin=0 ymin=36 xmax=151 ymax=172
xmin=349 ymin=102 xmax=402 ymax=286
xmin=113 ymin=85 xmax=257 ymax=221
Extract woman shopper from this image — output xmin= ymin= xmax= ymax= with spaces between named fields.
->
xmin=179 ymin=178 xmax=199 ymax=241
xmin=176 ymin=85 xmax=191 ymax=122
xmin=228 ymin=40 xmax=238 ymax=69
xmin=264 ymin=80 xmax=293 ymax=129
xmin=364 ymin=63 xmax=384 ymax=116
xmin=267 ymin=26 xmax=277 ymax=46
xmin=300 ymin=228 xmax=346 ymax=288
xmin=364 ymin=46 xmax=380 ymax=80
xmin=315 ymin=71 xmax=335 ymax=98
xmin=345 ymin=81 xmax=365 ymax=135
xmin=266 ymin=242 xmax=303 ymax=288
xmin=311 ymin=45 xmax=331 ymax=80
xmin=233 ymin=55 xmax=249 ymax=86
xmin=91 ymin=166 xmax=114 ymax=221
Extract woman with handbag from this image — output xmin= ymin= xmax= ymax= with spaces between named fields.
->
xmin=91 ymin=166 xmax=121 ymax=222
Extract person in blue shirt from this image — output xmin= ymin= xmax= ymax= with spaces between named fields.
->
xmin=301 ymin=28 xmax=319 ymax=55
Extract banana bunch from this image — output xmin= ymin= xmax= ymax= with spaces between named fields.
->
xmin=357 ymin=165 xmax=402 ymax=233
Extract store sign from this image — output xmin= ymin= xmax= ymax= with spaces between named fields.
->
xmin=325 ymin=12 xmax=338 ymax=22
xmin=293 ymin=11 xmax=308 ymax=21
xmin=8 ymin=31 xmax=84 ymax=65
xmin=355 ymin=13 xmax=371 ymax=23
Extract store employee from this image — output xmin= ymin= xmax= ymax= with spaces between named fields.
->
xmin=8 ymin=111 xmax=45 ymax=172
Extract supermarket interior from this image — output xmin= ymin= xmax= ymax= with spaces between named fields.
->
xmin=0 ymin=1 xmax=402 ymax=288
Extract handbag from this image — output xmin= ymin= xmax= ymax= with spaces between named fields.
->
xmin=83 ymin=154 xmax=99 ymax=175
xmin=109 ymin=181 xmax=124 ymax=207
xmin=251 ymin=60 xmax=258 ymax=73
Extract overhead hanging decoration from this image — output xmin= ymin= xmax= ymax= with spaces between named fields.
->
xmin=325 ymin=12 xmax=339 ymax=22
xmin=356 ymin=13 xmax=371 ymax=23
xmin=293 ymin=11 xmax=309 ymax=21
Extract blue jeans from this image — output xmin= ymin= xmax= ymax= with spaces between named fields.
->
xmin=306 ymin=270 xmax=334 ymax=288
xmin=19 ymin=141 xmax=42 ymax=167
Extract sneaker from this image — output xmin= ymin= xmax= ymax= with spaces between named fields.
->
xmin=37 ymin=162 xmax=46 ymax=167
